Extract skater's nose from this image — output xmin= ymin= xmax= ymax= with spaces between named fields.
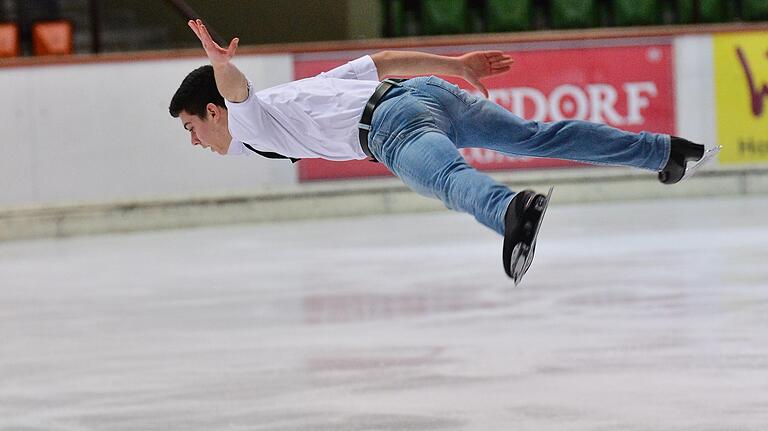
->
xmin=190 ymin=131 xmax=201 ymax=146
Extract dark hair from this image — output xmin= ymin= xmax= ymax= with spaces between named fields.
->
xmin=169 ymin=65 xmax=226 ymax=119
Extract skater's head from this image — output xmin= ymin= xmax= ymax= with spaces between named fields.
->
xmin=169 ymin=65 xmax=231 ymax=155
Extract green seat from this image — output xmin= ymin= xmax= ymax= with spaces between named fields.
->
xmin=383 ymin=0 xmax=407 ymax=36
xmin=420 ymin=0 xmax=468 ymax=35
xmin=551 ymin=0 xmax=597 ymax=28
xmin=613 ymin=0 xmax=660 ymax=26
xmin=486 ymin=0 xmax=532 ymax=32
xmin=743 ymin=0 xmax=768 ymax=21
xmin=676 ymin=0 xmax=734 ymax=23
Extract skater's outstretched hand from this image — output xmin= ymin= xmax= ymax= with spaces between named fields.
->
xmin=371 ymin=50 xmax=512 ymax=98
xmin=187 ymin=19 xmax=248 ymax=103
xmin=458 ymin=51 xmax=514 ymax=98
xmin=188 ymin=19 xmax=239 ymax=66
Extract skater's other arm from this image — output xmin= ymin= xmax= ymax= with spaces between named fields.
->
xmin=188 ymin=19 xmax=248 ymax=103
xmin=371 ymin=50 xmax=513 ymax=97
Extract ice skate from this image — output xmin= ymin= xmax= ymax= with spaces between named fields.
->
xmin=502 ymin=187 xmax=554 ymax=286
xmin=658 ymin=137 xmax=721 ymax=184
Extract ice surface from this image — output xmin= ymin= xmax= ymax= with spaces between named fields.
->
xmin=1 ymin=196 xmax=767 ymax=430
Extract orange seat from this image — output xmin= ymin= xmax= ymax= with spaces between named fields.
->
xmin=0 ymin=23 xmax=20 ymax=58
xmin=32 ymin=20 xmax=73 ymax=56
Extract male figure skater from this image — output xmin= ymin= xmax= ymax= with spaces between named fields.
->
xmin=170 ymin=20 xmax=714 ymax=285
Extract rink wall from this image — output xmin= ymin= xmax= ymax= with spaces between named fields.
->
xmin=1 ymin=23 xmax=767 ymax=241
xmin=0 ymin=53 xmax=298 ymax=208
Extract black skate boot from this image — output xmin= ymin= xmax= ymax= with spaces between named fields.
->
xmin=658 ymin=136 xmax=706 ymax=184
xmin=502 ymin=187 xmax=553 ymax=286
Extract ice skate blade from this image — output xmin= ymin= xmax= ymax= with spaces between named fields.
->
xmin=511 ymin=243 xmax=527 ymax=286
xmin=680 ymin=145 xmax=721 ymax=182
xmin=511 ymin=186 xmax=554 ymax=287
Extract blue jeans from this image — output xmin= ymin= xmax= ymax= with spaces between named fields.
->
xmin=367 ymin=76 xmax=671 ymax=235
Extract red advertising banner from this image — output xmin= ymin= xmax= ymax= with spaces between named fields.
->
xmin=294 ymin=41 xmax=675 ymax=181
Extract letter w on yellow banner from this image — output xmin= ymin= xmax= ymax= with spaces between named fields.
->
xmin=715 ymin=32 xmax=768 ymax=164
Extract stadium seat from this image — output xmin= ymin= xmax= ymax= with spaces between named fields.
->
xmin=485 ymin=0 xmax=532 ymax=32
xmin=743 ymin=0 xmax=768 ymax=21
xmin=700 ymin=0 xmax=730 ymax=22
xmin=383 ymin=0 xmax=407 ymax=36
xmin=32 ymin=20 xmax=73 ymax=56
xmin=0 ymin=23 xmax=19 ymax=57
xmin=613 ymin=0 xmax=660 ymax=26
xmin=551 ymin=0 xmax=597 ymax=29
xmin=421 ymin=0 xmax=468 ymax=35
xmin=676 ymin=0 xmax=732 ymax=23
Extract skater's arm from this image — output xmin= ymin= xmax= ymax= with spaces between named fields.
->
xmin=371 ymin=50 xmax=513 ymax=97
xmin=188 ymin=19 xmax=248 ymax=103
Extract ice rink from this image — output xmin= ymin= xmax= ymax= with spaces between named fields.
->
xmin=1 ymin=195 xmax=767 ymax=430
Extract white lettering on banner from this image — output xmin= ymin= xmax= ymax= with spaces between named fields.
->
xmin=510 ymin=87 xmax=547 ymax=122
xmin=623 ymin=82 xmax=658 ymax=125
xmin=587 ymin=84 xmax=625 ymax=125
xmin=487 ymin=81 xmax=658 ymax=125
xmin=549 ymin=84 xmax=589 ymax=121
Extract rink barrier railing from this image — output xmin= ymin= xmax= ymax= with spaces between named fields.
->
xmin=2 ymin=165 xmax=767 ymax=242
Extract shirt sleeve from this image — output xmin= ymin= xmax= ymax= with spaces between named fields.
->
xmin=224 ymin=80 xmax=299 ymax=157
xmin=224 ymin=81 xmax=271 ymax=150
xmin=318 ymin=55 xmax=380 ymax=81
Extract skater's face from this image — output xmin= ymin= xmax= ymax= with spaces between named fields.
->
xmin=179 ymin=103 xmax=231 ymax=155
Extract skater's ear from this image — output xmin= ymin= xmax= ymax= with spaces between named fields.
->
xmin=205 ymin=102 xmax=226 ymax=121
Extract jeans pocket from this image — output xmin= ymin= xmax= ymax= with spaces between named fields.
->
xmin=425 ymin=76 xmax=479 ymax=108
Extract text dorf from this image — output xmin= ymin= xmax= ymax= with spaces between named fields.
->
xmin=488 ymin=81 xmax=659 ymax=125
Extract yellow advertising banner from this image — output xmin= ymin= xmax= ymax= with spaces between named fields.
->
xmin=714 ymin=32 xmax=768 ymax=164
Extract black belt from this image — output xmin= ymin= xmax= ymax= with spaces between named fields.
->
xmin=358 ymin=78 xmax=407 ymax=162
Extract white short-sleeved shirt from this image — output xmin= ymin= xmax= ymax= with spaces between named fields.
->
xmin=225 ymin=55 xmax=381 ymax=160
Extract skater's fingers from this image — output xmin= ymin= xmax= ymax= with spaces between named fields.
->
xmin=490 ymin=58 xmax=514 ymax=68
xmin=485 ymin=52 xmax=512 ymax=63
xmin=468 ymin=77 xmax=489 ymax=98
xmin=227 ymin=38 xmax=239 ymax=57
xmin=489 ymin=58 xmax=513 ymax=76
xmin=197 ymin=20 xmax=221 ymax=49
xmin=200 ymin=25 xmax=215 ymax=46
xmin=188 ymin=20 xmax=202 ymax=40
xmin=194 ymin=19 xmax=209 ymax=40
xmin=491 ymin=62 xmax=513 ymax=71
xmin=478 ymin=82 xmax=489 ymax=98
xmin=191 ymin=20 xmax=212 ymax=46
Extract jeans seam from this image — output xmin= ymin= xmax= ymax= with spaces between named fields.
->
xmin=658 ymin=134 xmax=671 ymax=171
xmin=412 ymin=84 xmax=460 ymax=142
xmin=425 ymin=81 xmax=477 ymax=109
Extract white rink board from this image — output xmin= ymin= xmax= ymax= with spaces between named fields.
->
xmin=0 ymin=54 xmax=297 ymax=208
xmin=673 ymin=35 xmax=718 ymax=153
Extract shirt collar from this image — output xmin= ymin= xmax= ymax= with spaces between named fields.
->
xmin=226 ymin=139 xmax=247 ymax=155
